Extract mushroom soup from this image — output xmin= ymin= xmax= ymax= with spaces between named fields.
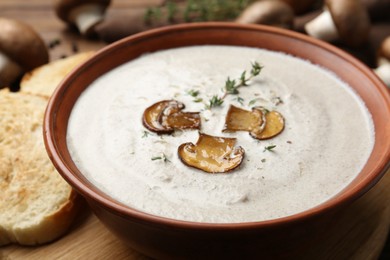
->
xmin=67 ymin=45 xmax=374 ymax=223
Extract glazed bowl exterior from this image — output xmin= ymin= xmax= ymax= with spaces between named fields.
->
xmin=44 ymin=23 xmax=390 ymax=259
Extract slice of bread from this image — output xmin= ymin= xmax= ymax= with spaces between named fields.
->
xmin=20 ymin=52 xmax=94 ymax=97
xmin=0 ymin=90 xmax=79 ymax=245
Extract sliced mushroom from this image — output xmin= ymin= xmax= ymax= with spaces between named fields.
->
xmin=55 ymin=0 xmax=111 ymax=36
xmin=223 ymin=105 xmax=265 ymax=134
xmin=374 ymin=36 xmax=390 ymax=87
xmin=236 ymin=0 xmax=294 ymax=29
xmin=255 ymin=110 xmax=285 ymax=140
xmin=142 ymin=100 xmax=200 ymax=134
xmin=304 ymin=0 xmax=370 ymax=47
xmin=0 ymin=18 xmax=48 ymax=88
xmin=223 ymin=105 xmax=284 ymax=140
xmin=178 ymin=133 xmax=245 ymax=173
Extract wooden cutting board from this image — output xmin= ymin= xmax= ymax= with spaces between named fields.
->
xmin=2 ymin=170 xmax=389 ymax=260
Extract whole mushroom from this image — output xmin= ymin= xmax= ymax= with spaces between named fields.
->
xmin=55 ymin=0 xmax=111 ymax=36
xmin=0 ymin=18 xmax=48 ymax=89
xmin=236 ymin=0 xmax=294 ymax=29
xmin=374 ymin=36 xmax=390 ymax=87
xmin=304 ymin=0 xmax=371 ymax=47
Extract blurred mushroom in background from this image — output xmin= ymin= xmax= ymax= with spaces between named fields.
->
xmin=0 ymin=18 xmax=48 ymax=89
xmin=55 ymin=0 xmax=111 ymax=37
xmin=360 ymin=0 xmax=390 ymax=22
xmin=94 ymin=8 xmax=166 ymax=43
xmin=280 ymin=0 xmax=320 ymax=15
xmin=236 ymin=0 xmax=294 ymax=29
xmin=293 ymin=9 xmax=322 ymax=32
xmin=304 ymin=0 xmax=371 ymax=47
xmin=374 ymin=36 xmax=390 ymax=87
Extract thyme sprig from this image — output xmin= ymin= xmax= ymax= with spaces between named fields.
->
xmin=145 ymin=0 xmax=253 ymax=25
xmin=187 ymin=89 xmax=200 ymax=97
xmin=206 ymin=95 xmax=224 ymax=109
xmin=248 ymin=98 xmax=258 ymax=107
xmin=142 ymin=130 xmax=151 ymax=138
xmin=263 ymin=145 xmax=276 ymax=152
xmin=207 ymin=61 xmax=263 ymax=109
xmin=186 ymin=89 xmax=203 ymax=103
xmin=234 ymin=96 xmax=244 ymax=105
xmin=151 ymin=153 xmax=170 ymax=162
xmin=166 ymin=0 xmax=178 ymax=23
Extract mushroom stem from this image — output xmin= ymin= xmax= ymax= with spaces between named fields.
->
xmin=374 ymin=58 xmax=390 ymax=87
xmin=0 ymin=51 xmax=23 ymax=87
xmin=69 ymin=4 xmax=105 ymax=35
xmin=304 ymin=9 xmax=339 ymax=42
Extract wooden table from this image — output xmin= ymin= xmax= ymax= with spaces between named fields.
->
xmin=1 ymin=1 xmax=389 ymax=259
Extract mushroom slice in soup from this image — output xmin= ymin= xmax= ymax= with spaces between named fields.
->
xmin=178 ymin=133 xmax=245 ymax=173
xmin=143 ymin=100 xmax=200 ymax=134
xmin=223 ymin=105 xmax=285 ymax=140
xmin=223 ymin=105 xmax=266 ymax=135
xmin=254 ymin=109 xmax=285 ymax=140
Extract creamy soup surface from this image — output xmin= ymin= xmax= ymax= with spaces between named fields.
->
xmin=67 ymin=46 xmax=374 ymax=223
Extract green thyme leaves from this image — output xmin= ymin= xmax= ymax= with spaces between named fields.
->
xmin=263 ymin=145 xmax=276 ymax=152
xmin=206 ymin=61 xmax=263 ymax=109
xmin=151 ymin=153 xmax=170 ymax=162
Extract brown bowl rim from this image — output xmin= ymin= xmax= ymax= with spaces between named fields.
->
xmin=44 ymin=22 xmax=390 ymax=231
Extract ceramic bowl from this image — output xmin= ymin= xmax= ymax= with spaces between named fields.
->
xmin=44 ymin=23 xmax=390 ymax=259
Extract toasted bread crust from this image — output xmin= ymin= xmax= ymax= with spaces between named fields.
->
xmin=0 ymin=91 xmax=79 ymax=246
xmin=20 ymin=52 xmax=94 ymax=97
xmin=11 ymin=190 xmax=81 ymax=245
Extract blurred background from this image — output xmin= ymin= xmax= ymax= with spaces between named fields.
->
xmin=0 ymin=0 xmax=389 ymax=259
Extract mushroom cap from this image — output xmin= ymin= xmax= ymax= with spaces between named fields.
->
xmin=281 ymin=0 xmax=317 ymax=14
xmin=325 ymin=0 xmax=371 ymax=47
xmin=236 ymin=0 xmax=294 ymax=29
xmin=0 ymin=18 xmax=48 ymax=70
xmin=55 ymin=0 xmax=111 ymax=23
xmin=379 ymin=36 xmax=390 ymax=61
